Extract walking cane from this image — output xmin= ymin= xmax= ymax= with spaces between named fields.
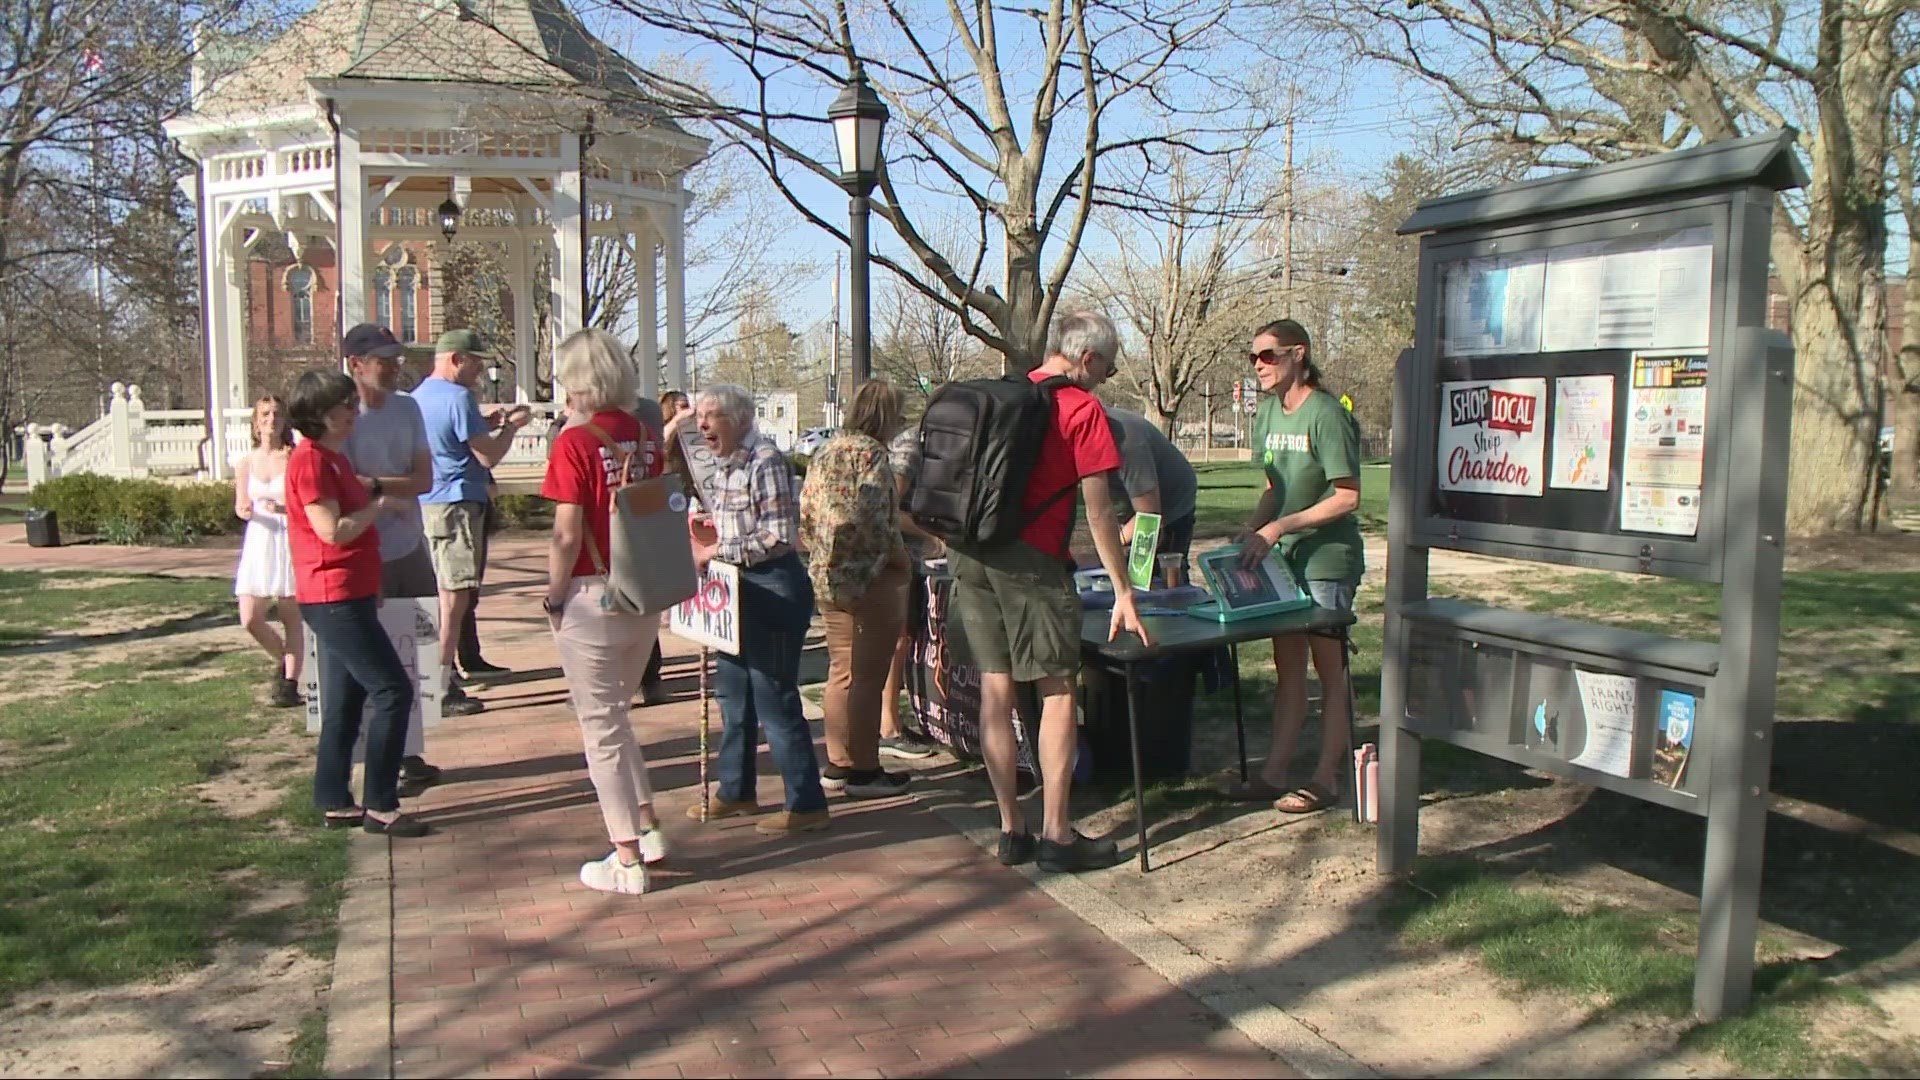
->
xmin=698 ymin=644 xmax=711 ymax=822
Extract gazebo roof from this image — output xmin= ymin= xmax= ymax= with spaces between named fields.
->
xmin=194 ymin=0 xmax=676 ymax=128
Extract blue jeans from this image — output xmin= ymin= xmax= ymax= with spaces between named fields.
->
xmin=714 ymin=553 xmax=826 ymax=812
xmin=304 ymin=597 xmax=414 ymax=813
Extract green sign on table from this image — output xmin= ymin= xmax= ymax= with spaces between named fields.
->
xmin=1126 ymin=512 xmax=1162 ymax=589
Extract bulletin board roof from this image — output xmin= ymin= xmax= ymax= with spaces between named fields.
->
xmin=1397 ymin=130 xmax=1807 ymax=237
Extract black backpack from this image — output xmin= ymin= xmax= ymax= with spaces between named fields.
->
xmin=908 ymin=374 xmax=1076 ymax=549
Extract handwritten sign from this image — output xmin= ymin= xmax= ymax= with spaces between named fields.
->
xmin=303 ymin=597 xmax=443 ymax=736
xmin=677 ymin=425 xmax=722 ymax=508
xmin=669 ymin=562 xmax=741 ymax=655
xmin=1438 ymin=377 xmax=1547 ymax=496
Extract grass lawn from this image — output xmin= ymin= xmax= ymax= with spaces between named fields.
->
xmin=0 ymin=492 xmax=26 ymax=525
xmin=1188 ymin=460 xmax=1391 ymax=542
xmin=0 ymin=572 xmax=348 ymax=1006
xmin=0 ymin=569 xmax=234 ymax=647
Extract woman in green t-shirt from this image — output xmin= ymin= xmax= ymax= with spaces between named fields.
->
xmin=1229 ymin=318 xmax=1362 ymax=814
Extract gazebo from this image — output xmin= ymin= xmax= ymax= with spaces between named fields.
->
xmin=163 ymin=0 xmax=706 ymax=478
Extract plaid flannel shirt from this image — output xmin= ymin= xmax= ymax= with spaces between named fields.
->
xmin=704 ymin=431 xmax=800 ymax=567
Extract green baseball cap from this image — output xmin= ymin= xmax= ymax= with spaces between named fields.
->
xmin=435 ymin=328 xmax=490 ymax=356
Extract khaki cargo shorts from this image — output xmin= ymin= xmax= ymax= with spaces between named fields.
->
xmin=422 ymin=501 xmax=488 ymax=592
xmin=947 ymin=541 xmax=1081 ymax=683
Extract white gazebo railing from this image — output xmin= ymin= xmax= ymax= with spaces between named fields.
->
xmin=19 ymin=383 xmax=561 ymax=489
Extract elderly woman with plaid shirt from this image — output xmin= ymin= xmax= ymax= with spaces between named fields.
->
xmin=685 ymin=383 xmax=829 ymax=836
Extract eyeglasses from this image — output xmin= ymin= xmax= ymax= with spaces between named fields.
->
xmin=1249 ymin=345 xmax=1300 ymax=366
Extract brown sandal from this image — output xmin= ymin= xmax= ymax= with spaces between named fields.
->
xmin=1274 ymin=785 xmax=1337 ymax=814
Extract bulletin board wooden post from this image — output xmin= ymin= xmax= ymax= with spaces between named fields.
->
xmin=1379 ymin=130 xmax=1806 ymax=1020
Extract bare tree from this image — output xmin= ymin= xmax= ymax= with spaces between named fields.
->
xmin=1317 ymin=0 xmax=1920 ymax=534
xmin=1080 ymin=146 xmax=1272 ymax=435
xmin=576 ymin=0 xmax=1273 ymax=371
xmin=1889 ymin=70 xmax=1920 ymax=511
xmin=871 ymin=276 xmax=996 ymax=403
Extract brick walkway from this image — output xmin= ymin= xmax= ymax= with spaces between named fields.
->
xmin=368 ymin=546 xmax=1295 ymax=1079
xmin=1 ymin=527 xmax=1297 ymax=1078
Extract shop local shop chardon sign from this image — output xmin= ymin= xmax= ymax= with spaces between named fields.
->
xmin=1439 ymin=377 xmax=1547 ymax=496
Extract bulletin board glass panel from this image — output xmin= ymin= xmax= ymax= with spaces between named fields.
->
xmin=1411 ymin=211 xmax=1731 ymax=575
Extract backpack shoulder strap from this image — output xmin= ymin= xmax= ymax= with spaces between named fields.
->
xmin=581 ymin=421 xmax=634 ymax=487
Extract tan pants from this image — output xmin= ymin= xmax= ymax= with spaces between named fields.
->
xmin=551 ymin=576 xmax=659 ymax=843
xmin=820 ymin=565 xmax=910 ymax=771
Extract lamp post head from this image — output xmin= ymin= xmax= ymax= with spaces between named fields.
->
xmin=828 ymin=72 xmax=889 ymax=198
xmin=438 ymin=197 xmax=462 ymax=242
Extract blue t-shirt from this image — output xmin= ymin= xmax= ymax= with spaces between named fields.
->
xmin=412 ymin=376 xmax=492 ymax=504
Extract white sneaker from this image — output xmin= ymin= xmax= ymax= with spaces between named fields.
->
xmin=579 ymin=852 xmax=648 ymax=895
xmin=637 ymin=826 xmax=668 ymax=864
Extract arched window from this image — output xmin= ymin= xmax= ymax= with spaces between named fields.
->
xmin=286 ymin=266 xmax=315 ymax=345
xmin=396 ymin=267 xmax=418 ymax=342
xmin=372 ymin=267 xmax=393 ymax=330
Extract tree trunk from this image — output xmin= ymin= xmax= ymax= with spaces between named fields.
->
xmin=1891 ymin=265 xmax=1920 ymax=511
xmin=1782 ymin=245 xmax=1887 ymax=534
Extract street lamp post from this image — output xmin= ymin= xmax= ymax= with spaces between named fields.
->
xmin=828 ymin=70 xmax=889 ymax=386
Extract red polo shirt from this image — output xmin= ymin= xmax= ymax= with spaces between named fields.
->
xmin=285 ymin=440 xmax=382 ymax=603
xmin=1019 ymin=370 xmax=1121 ymax=559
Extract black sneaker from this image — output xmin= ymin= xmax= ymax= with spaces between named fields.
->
xmin=845 ymin=770 xmax=911 ymax=800
xmin=820 ymin=763 xmax=852 ymax=792
xmin=997 ymin=831 xmax=1036 ymax=866
xmin=460 ymin=657 xmax=510 ymax=675
xmin=1036 ymin=831 xmax=1120 ymax=873
xmin=269 ymin=676 xmax=303 ymax=709
xmin=363 ymin=812 xmax=431 ymax=838
xmin=400 ymin=756 xmax=442 ymax=783
xmin=442 ymin=686 xmax=485 ymax=716
xmin=879 ymin=732 xmax=938 ymax=760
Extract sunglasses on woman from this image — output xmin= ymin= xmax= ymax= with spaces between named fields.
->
xmin=1248 ymin=345 xmax=1301 ymax=366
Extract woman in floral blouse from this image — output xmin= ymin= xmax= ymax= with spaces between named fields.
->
xmin=800 ymin=380 xmax=911 ymax=800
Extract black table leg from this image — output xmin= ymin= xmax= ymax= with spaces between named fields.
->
xmin=1125 ymin=661 xmax=1150 ymax=872
xmin=1230 ymin=641 xmax=1248 ymax=784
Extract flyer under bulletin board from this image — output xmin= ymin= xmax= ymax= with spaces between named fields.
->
xmin=1621 ymin=351 xmax=1709 ymax=536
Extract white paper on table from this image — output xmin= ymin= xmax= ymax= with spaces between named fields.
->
xmin=1569 ymin=670 xmax=1637 ymax=778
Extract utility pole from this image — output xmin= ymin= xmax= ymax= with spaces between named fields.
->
xmin=1204 ymin=382 xmax=1213 ymax=459
xmin=828 ymin=252 xmax=842 ymax=428
xmin=1281 ymin=109 xmax=1295 ymax=319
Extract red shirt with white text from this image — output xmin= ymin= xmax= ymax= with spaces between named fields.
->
xmin=542 ymin=410 xmax=661 ymax=579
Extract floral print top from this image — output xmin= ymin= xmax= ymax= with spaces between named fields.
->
xmin=800 ymin=431 xmax=904 ymax=609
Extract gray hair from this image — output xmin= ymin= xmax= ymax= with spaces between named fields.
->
xmin=555 ymin=328 xmax=637 ymax=413
xmin=1045 ymin=311 xmax=1120 ymax=366
xmin=695 ymin=383 xmax=756 ymax=430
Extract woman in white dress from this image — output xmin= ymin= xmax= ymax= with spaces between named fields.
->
xmin=234 ymin=395 xmax=304 ymax=708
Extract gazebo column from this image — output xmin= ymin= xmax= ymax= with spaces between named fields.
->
xmin=199 ymin=192 xmax=246 ymax=478
xmin=551 ymin=138 xmax=587 ymax=355
xmin=633 ymin=219 xmax=659 ymax=399
xmin=336 ymin=129 xmax=369 ymax=334
xmin=509 ymin=230 xmax=538 ymax=403
xmin=661 ymin=195 xmax=688 ymax=391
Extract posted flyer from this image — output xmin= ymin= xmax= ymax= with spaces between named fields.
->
xmin=1437 ymin=377 xmax=1548 ymax=496
xmin=1621 ymin=351 xmax=1709 ymax=536
xmin=1569 ymin=670 xmax=1637 ymax=779
xmin=1549 ymin=374 xmax=1615 ymax=490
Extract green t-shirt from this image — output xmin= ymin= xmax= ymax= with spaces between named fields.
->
xmin=1253 ymin=388 xmax=1365 ymax=583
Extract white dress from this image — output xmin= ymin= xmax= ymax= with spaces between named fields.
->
xmin=233 ymin=469 xmax=296 ymax=599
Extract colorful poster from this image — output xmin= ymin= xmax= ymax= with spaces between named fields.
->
xmin=1438 ymin=377 xmax=1548 ymax=496
xmin=668 ymin=561 xmax=741 ymax=655
xmin=304 ymin=597 xmax=443 ymax=736
xmin=1570 ymin=670 xmax=1637 ymax=779
xmin=1653 ymin=689 xmax=1697 ymax=790
xmin=1549 ymin=375 xmax=1615 ymax=490
xmin=1621 ymin=351 xmax=1709 ymax=536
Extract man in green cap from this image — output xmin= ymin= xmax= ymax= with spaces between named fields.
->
xmin=414 ymin=328 xmax=532 ymax=715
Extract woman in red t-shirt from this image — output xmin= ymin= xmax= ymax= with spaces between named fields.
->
xmin=542 ymin=329 xmax=668 ymax=895
xmin=284 ymin=368 xmax=427 ymax=838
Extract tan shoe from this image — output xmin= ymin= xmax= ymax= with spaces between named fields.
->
xmin=686 ymin=797 xmax=759 ymax=821
xmin=754 ymin=809 xmax=831 ymax=835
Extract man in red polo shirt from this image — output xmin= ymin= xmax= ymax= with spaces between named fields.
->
xmin=946 ymin=311 xmax=1147 ymax=872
